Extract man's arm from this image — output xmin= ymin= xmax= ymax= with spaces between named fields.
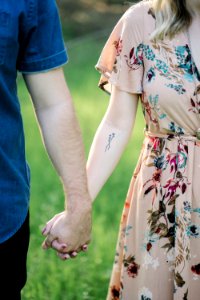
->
xmin=24 ymin=68 xmax=92 ymax=256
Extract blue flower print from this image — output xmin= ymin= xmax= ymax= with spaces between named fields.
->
xmin=146 ymin=67 xmax=156 ymax=82
xmin=154 ymin=155 xmax=166 ymax=169
xmin=169 ymin=122 xmax=184 ymax=135
xmin=156 ymin=59 xmax=169 ymax=74
xmin=166 ymin=84 xmax=186 ymax=95
xmin=143 ymin=45 xmax=155 ymax=61
xmin=175 ymin=46 xmax=190 ymax=66
xmin=139 ymin=287 xmax=153 ymax=300
xmin=175 ymin=45 xmax=200 ymax=82
xmin=186 ymin=224 xmax=200 ymax=238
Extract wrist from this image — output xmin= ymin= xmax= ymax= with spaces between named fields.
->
xmin=65 ymin=192 xmax=92 ymax=214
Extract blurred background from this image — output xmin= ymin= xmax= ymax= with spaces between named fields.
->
xmin=58 ymin=0 xmax=127 ymax=40
xmin=19 ymin=0 xmax=144 ymax=299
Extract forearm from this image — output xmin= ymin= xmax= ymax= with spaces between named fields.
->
xmin=87 ymin=86 xmax=139 ymax=201
xmin=24 ymin=69 xmax=91 ymax=213
xmin=35 ymin=100 xmax=90 ymax=212
xmin=87 ymin=118 xmax=133 ymax=201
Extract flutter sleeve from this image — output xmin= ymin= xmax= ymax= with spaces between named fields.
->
xmin=96 ymin=2 xmax=145 ymax=95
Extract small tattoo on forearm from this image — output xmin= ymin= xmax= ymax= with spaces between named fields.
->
xmin=105 ymin=133 xmax=116 ymax=152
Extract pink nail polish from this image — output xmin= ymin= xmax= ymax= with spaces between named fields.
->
xmin=61 ymin=244 xmax=67 ymax=250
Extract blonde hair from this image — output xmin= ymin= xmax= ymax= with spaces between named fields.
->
xmin=151 ymin=0 xmax=193 ymax=40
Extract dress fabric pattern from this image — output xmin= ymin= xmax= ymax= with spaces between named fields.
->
xmin=96 ymin=1 xmax=200 ymax=300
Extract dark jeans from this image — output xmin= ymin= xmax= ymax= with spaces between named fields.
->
xmin=0 ymin=212 xmax=30 ymax=300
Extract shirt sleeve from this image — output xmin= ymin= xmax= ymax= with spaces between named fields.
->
xmin=96 ymin=2 xmax=145 ymax=95
xmin=17 ymin=0 xmax=68 ymax=73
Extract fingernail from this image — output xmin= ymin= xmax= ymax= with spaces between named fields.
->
xmin=64 ymin=254 xmax=70 ymax=260
xmin=83 ymin=245 xmax=88 ymax=251
xmin=61 ymin=244 xmax=67 ymax=250
xmin=42 ymin=244 xmax=47 ymax=250
xmin=71 ymin=252 xmax=77 ymax=257
xmin=42 ymin=227 xmax=47 ymax=235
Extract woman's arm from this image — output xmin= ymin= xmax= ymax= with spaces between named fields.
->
xmin=87 ymin=86 xmax=139 ymax=201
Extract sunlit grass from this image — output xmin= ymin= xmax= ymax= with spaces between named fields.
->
xmin=20 ymin=37 xmax=145 ymax=300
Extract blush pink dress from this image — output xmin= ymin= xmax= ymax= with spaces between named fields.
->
xmin=96 ymin=1 xmax=200 ymax=299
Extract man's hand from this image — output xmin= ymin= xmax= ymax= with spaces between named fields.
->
xmin=41 ymin=204 xmax=92 ymax=260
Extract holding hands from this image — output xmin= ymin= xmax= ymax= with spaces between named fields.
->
xmin=42 ymin=201 xmax=92 ymax=260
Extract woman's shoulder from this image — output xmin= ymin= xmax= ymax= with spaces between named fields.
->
xmin=123 ymin=1 xmax=154 ymax=26
xmin=121 ymin=1 xmax=155 ymax=39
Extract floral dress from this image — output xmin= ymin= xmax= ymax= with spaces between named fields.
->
xmin=96 ymin=1 xmax=200 ymax=300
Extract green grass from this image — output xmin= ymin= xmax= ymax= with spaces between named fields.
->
xmin=19 ymin=37 xmax=145 ymax=300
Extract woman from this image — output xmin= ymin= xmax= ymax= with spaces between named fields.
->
xmin=87 ymin=0 xmax=200 ymax=299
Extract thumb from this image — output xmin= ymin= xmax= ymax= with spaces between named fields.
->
xmin=42 ymin=213 xmax=62 ymax=236
xmin=42 ymin=233 xmax=56 ymax=250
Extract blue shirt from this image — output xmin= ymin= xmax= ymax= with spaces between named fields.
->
xmin=0 ymin=0 xmax=68 ymax=243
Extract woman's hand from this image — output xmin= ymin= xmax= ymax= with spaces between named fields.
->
xmin=41 ymin=205 xmax=92 ymax=260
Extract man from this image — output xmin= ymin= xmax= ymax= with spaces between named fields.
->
xmin=0 ymin=1 xmax=92 ymax=299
